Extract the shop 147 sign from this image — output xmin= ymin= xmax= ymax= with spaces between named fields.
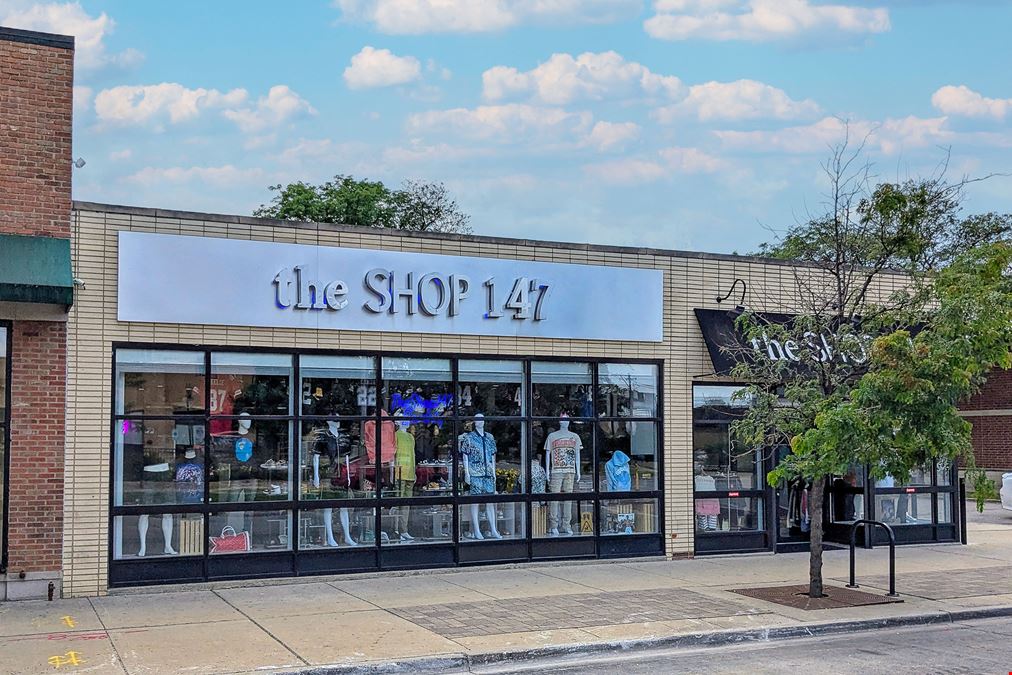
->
xmin=272 ymin=266 xmax=550 ymax=321
xmin=118 ymin=232 xmax=664 ymax=341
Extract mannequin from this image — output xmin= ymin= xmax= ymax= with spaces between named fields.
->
xmin=138 ymin=457 xmax=175 ymax=556
xmin=393 ymin=419 xmax=416 ymax=541
xmin=544 ymin=413 xmax=582 ymax=535
xmin=175 ymin=448 xmax=203 ymax=504
xmin=460 ymin=414 xmax=501 ymax=540
xmin=311 ymin=421 xmax=356 ymax=546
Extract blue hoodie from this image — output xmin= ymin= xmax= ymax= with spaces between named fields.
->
xmin=606 ymin=451 xmax=631 ymax=491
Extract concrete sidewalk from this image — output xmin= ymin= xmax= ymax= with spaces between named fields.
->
xmin=5 ymin=504 xmax=1012 ymax=674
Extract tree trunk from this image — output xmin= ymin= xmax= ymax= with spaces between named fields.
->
xmin=808 ymin=476 xmax=826 ymax=598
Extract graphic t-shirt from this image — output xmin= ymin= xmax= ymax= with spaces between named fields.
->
xmin=209 ymin=375 xmax=244 ymax=434
xmin=175 ymin=461 xmax=204 ymax=503
xmin=544 ymin=429 xmax=582 ymax=474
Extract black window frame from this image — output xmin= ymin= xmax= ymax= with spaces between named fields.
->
xmin=108 ymin=342 xmax=664 ymax=587
xmin=0 ymin=321 xmax=10 ymax=574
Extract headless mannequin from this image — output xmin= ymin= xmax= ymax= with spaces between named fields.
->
xmin=314 ymin=421 xmax=356 ymax=547
xmin=463 ymin=415 xmax=502 ymax=540
xmin=138 ymin=464 xmax=175 ymax=556
xmin=544 ymin=415 xmax=582 ymax=536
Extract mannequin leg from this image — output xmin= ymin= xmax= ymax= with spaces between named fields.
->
xmin=561 ymin=475 xmax=575 ymax=534
xmin=313 ymin=454 xmax=321 ymax=489
xmin=137 ymin=514 xmax=149 ymax=557
xmin=485 ymin=503 xmax=501 ymax=539
xmin=340 ymin=508 xmax=357 ymax=546
xmin=323 ymin=507 xmax=339 ymax=547
xmin=161 ymin=514 xmax=176 ymax=555
xmin=469 ymin=503 xmax=484 ymax=540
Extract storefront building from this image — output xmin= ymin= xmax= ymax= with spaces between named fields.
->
xmin=0 ymin=26 xmax=975 ymax=600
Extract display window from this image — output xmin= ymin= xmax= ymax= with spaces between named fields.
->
xmin=300 ymin=507 xmax=375 ymax=549
xmin=116 ymin=349 xmax=205 ymax=416
xmin=208 ymin=510 xmax=292 ymax=554
xmin=458 ymin=501 xmax=526 ymax=541
xmin=693 ymin=497 xmax=764 ymax=533
xmin=112 ymin=514 xmax=204 ymax=560
xmin=300 ymin=355 xmax=376 ymax=417
xmin=600 ymin=498 xmax=658 ymax=535
xmin=597 ymin=421 xmax=658 ymax=492
xmin=598 ymin=363 xmax=658 ymax=418
xmin=110 ymin=348 xmax=663 ymax=585
xmin=208 ymin=419 xmax=292 ymax=503
xmin=114 ymin=419 xmax=206 ymax=507
xmin=381 ymin=357 xmax=453 ymax=421
xmin=458 ymin=360 xmax=524 ymax=417
xmin=0 ymin=325 xmax=6 ymax=567
xmin=531 ymin=362 xmax=593 ymax=418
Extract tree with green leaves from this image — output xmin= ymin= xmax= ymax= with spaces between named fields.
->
xmin=732 ymin=138 xmax=1012 ymax=598
xmin=254 ymin=175 xmax=472 ymax=234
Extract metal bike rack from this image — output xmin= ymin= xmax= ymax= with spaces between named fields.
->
xmin=846 ymin=519 xmax=898 ymax=597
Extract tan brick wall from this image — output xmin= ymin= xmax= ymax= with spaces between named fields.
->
xmin=64 ymin=205 xmax=903 ymax=596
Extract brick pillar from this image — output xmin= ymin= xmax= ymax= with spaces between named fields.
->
xmin=5 ymin=322 xmax=66 ymax=573
xmin=0 ymin=27 xmax=74 ymax=599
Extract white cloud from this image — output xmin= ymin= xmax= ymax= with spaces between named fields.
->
xmin=644 ymin=0 xmax=890 ymax=42
xmin=94 ymin=83 xmax=248 ymax=126
xmin=583 ymin=158 xmax=667 ymax=184
xmin=221 ymin=85 xmax=316 ymax=133
xmin=482 ymin=51 xmax=682 ymax=105
xmin=932 ymin=85 xmax=1012 ymax=120
xmin=344 ymin=46 xmax=422 ymax=89
xmin=585 ymin=121 xmax=640 ymax=151
xmin=0 ymin=1 xmax=141 ymax=69
xmin=125 ymin=165 xmax=265 ymax=188
xmin=407 ymin=103 xmax=593 ymax=144
xmin=108 ymin=148 xmax=132 ymax=161
xmin=654 ymin=79 xmax=820 ymax=122
xmin=658 ymin=146 xmax=725 ymax=172
xmin=714 ymin=115 xmax=951 ymax=154
xmin=333 ymin=0 xmax=641 ymax=34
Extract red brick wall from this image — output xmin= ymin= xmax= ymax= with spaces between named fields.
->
xmin=0 ymin=34 xmax=73 ymax=238
xmin=5 ymin=322 xmax=66 ymax=572
xmin=0 ymin=29 xmax=74 ymax=578
xmin=968 ymin=415 xmax=1012 ymax=471
xmin=963 ymin=369 xmax=1012 ymax=412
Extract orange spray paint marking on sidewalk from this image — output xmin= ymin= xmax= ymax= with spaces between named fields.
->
xmin=47 ymin=651 xmax=84 ymax=668
xmin=61 ymin=616 xmax=75 ymax=629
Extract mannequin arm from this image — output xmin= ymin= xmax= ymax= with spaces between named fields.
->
xmin=575 ymin=446 xmax=582 ymax=482
xmin=463 ymin=454 xmax=470 ymax=483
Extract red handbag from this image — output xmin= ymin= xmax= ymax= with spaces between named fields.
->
xmin=209 ymin=526 xmax=251 ymax=554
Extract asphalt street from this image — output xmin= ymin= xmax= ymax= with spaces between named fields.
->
xmin=479 ymin=616 xmax=1012 ymax=674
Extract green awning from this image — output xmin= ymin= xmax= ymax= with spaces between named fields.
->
xmin=0 ymin=234 xmax=74 ymax=306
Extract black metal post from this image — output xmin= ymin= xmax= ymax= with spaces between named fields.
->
xmin=959 ymin=478 xmax=968 ymax=546
xmin=846 ymin=519 xmax=897 ymax=596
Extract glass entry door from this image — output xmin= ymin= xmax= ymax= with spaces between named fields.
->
xmin=774 ymin=446 xmax=811 ymax=551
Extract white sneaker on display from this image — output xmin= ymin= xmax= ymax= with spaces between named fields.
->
xmin=400 ymin=532 xmax=414 ymax=541
xmin=549 ymin=528 xmax=559 ymax=536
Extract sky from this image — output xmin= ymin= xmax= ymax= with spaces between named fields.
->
xmin=4 ymin=0 xmax=1012 ymax=254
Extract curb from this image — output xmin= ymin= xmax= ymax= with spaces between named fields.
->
xmin=286 ymin=605 xmax=1012 ymax=674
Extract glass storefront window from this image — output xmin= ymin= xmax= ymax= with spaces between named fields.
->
xmin=459 ymin=502 xmax=526 ymax=541
xmin=458 ymin=360 xmax=524 ymax=417
xmin=597 ymin=363 xmax=658 ymax=418
xmin=692 ymin=424 xmax=759 ymax=490
xmin=112 ymin=514 xmax=204 ymax=559
xmin=299 ymin=420 xmax=365 ymax=500
xmin=210 ymin=353 xmax=292 ymax=420
xmin=600 ymin=498 xmax=658 ymax=535
xmin=208 ymin=510 xmax=292 ymax=553
xmin=874 ymin=493 xmax=933 ymax=525
xmin=300 ymin=355 xmax=376 ymax=417
xmin=938 ymin=493 xmax=953 ymax=523
xmin=533 ymin=499 xmax=594 ymax=537
xmin=209 ymin=420 xmax=291 ymax=502
xmin=694 ymin=497 xmax=764 ymax=533
xmin=382 ymin=357 xmax=453 ymax=420
xmin=0 ymin=326 xmax=5 ymax=564
xmin=377 ymin=417 xmax=456 ymax=499
xmin=380 ymin=502 xmax=454 ymax=545
xmin=299 ymin=507 xmax=375 ymax=549
xmin=532 ymin=362 xmax=593 ymax=417
xmin=114 ymin=419 xmax=206 ymax=506
xmin=458 ymin=419 xmax=524 ymax=495
xmin=937 ymin=459 xmax=953 ymax=486
xmin=598 ymin=421 xmax=657 ymax=492
xmin=534 ymin=418 xmax=592 ymax=493
xmin=116 ymin=349 xmax=205 ymax=415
